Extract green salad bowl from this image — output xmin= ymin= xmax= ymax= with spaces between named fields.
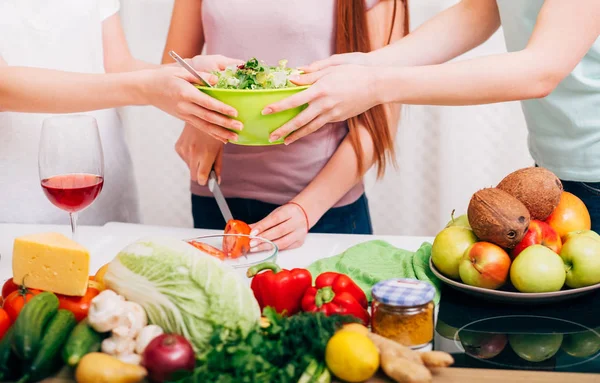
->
xmin=196 ymin=85 xmax=310 ymax=146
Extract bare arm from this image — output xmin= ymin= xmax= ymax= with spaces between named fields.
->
xmin=374 ymin=0 xmax=600 ymax=105
xmin=161 ymin=0 xmax=205 ymax=64
xmin=368 ymin=0 xmax=501 ymax=66
xmin=0 ymin=68 xmax=148 ymax=112
xmin=293 ymin=1 xmax=403 ymax=225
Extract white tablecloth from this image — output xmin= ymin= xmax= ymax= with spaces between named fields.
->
xmin=0 ymin=222 xmax=434 ymax=283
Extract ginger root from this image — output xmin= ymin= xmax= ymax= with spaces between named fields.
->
xmin=367 ymin=332 xmax=423 ymax=365
xmin=381 ymin=354 xmax=432 ymax=383
xmin=421 ymin=351 xmax=454 ymax=368
xmin=366 ymin=332 xmax=454 ymax=383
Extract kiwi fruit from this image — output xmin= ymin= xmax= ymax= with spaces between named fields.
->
xmin=467 ymin=188 xmax=530 ymax=249
xmin=497 ymin=167 xmax=563 ymax=221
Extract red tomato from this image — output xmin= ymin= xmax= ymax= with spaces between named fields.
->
xmin=223 ymin=219 xmax=251 ymax=259
xmin=2 ymin=279 xmax=19 ymax=299
xmin=0 ymin=308 xmax=10 ymax=340
xmin=57 ymin=287 xmax=100 ymax=322
xmin=187 ymin=241 xmax=226 ymax=260
xmin=3 ymin=288 xmax=42 ymax=322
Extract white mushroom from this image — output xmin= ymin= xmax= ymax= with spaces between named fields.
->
xmin=112 ymin=301 xmax=148 ymax=339
xmin=88 ymin=290 xmax=126 ymax=333
xmin=101 ymin=333 xmax=135 ymax=356
xmin=135 ymin=325 xmax=164 ymax=354
xmin=117 ymin=353 xmax=143 ymax=366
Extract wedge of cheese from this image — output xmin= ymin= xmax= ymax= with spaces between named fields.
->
xmin=12 ymin=232 xmax=90 ymax=296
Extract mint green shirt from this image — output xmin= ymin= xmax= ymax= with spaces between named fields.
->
xmin=496 ymin=0 xmax=600 ymax=182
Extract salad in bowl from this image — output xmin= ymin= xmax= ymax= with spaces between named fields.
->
xmin=213 ymin=58 xmax=302 ymax=90
xmin=196 ymin=57 xmax=309 ymax=146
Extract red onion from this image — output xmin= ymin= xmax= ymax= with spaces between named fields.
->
xmin=142 ymin=334 xmax=196 ymax=382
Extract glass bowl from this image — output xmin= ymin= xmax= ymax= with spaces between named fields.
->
xmin=185 ymin=234 xmax=278 ymax=282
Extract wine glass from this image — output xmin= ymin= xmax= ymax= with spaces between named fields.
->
xmin=39 ymin=115 xmax=104 ymax=240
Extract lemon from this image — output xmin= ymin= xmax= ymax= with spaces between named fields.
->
xmin=341 ymin=323 xmax=370 ymax=336
xmin=325 ymin=331 xmax=379 ymax=382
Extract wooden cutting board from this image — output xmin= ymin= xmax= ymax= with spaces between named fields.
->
xmin=41 ymin=367 xmax=600 ymax=383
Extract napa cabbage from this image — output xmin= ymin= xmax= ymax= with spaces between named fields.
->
xmin=103 ymin=236 xmax=260 ymax=354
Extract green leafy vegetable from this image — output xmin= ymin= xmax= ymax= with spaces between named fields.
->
xmin=170 ymin=308 xmax=357 ymax=383
xmin=103 ymin=236 xmax=260 ymax=355
xmin=213 ymin=58 xmax=301 ymax=90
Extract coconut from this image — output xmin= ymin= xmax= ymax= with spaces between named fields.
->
xmin=497 ymin=167 xmax=563 ymax=220
xmin=467 ymin=188 xmax=530 ymax=249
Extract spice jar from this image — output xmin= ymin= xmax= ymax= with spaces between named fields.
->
xmin=371 ymin=278 xmax=435 ymax=349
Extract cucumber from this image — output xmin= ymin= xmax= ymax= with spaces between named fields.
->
xmin=0 ymin=327 xmax=20 ymax=381
xmin=18 ymin=309 xmax=77 ymax=382
xmin=62 ymin=319 xmax=104 ymax=367
xmin=12 ymin=292 xmax=59 ymax=361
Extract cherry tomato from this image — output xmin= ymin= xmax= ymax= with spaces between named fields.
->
xmin=223 ymin=219 xmax=251 ymax=259
xmin=0 ymin=308 xmax=10 ymax=340
xmin=57 ymin=286 xmax=100 ymax=322
xmin=3 ymin=288 xmax=42 ymax=322
xmin=2 ymin=279 xmax=19 ymax=299
xmin=187 ymin=241 xmax=226 ymax=260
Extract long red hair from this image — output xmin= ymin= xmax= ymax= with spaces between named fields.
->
xmin=335 ymin=0 xmax=409 ymax=178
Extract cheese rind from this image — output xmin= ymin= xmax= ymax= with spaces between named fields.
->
xmin=12 ymin=232 xmax=90 ymax=296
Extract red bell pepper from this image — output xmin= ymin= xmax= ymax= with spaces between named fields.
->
xmin=246 ymin=262 xmax=312 ymax=316
xmin=301 ymin=272 xmax=370 ymax=326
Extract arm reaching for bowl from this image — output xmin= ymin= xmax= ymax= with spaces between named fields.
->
xmin=263 ymin=0 xmax=600 ymax=143
xmin=0 ymin=12 xmax=242 ymax=139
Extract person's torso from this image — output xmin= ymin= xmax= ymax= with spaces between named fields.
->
xmin=191 ymin=0 xmax=366 ymax=206
xmin=0 ymin=0 xmax=140 ymax=224
xmin=496 ymin=0 xmax=600 ymax=182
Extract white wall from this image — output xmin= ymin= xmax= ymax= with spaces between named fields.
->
xmin=118 ymin=0 xmax=533 ymax=235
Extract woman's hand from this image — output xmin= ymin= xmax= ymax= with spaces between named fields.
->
xmin=299 ymin=52 xmax=371 ymax=73
xmin=140 ymin=65 xmax=242 ymax=142
xmin=262 ymin=65 xmax=381 ymax=145
xmin=189 ymin=54 xmax=243 ymax=73
xmin=175 ymin=124 xmax=224 ymax=185
xmin=249 ymin=203 xmax=310 ymax=251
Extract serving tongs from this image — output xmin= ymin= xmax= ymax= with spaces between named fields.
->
xmin=169 ymin=50 xmax=213 ymax=88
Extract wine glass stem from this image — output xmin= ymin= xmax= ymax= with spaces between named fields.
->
xmin=69 ymin=212 xmax=78 ymax=241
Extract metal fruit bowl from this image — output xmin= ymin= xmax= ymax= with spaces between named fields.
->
xmin=429 ymin=257 xmax=600 ymax=305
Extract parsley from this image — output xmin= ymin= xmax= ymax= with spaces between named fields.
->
xmin=170 ymin=308 xmax=357 ymax=383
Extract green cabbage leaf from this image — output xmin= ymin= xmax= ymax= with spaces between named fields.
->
xmin=104 ymin=236 xmax=260 ymax=354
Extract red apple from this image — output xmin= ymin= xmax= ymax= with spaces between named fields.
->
xmin=511 ymin=220 xmax=562 ymax=259
xmin=459 ymin=242 xmax=512 ymax=290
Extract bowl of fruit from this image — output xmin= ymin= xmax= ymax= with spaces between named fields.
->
xmin=196 ymin=58 xmax=309 ymax=146
xmin=430 ymin=166 xmax=600 ymax=304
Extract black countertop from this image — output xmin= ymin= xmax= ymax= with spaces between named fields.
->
xmin=433 ymin=286 xmax=600 ymax=374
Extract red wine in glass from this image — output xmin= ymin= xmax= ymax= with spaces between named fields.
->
xmin=41 ymin=173 xmax=104 ymax=213
xmin=39 ymin=115 xmax=104 ymax=240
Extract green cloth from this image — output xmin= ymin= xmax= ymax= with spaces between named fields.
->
xmin=307 ymin=241 xmax=441 ymax=304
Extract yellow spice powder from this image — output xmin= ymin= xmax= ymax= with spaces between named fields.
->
xmin=372 ymin=302 xmax=434 ymax=347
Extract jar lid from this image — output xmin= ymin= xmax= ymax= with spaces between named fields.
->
xmin=372 ymin=278 xmax=436 ymax=307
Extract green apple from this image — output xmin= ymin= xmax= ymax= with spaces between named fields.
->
xmin=445 ymin=212 xmax=471 ymax=229
xmin=560 ymin=235 xmax=600 ymax=288
xmin=436 ymin=320 xmax=460 ymax=340
xmin=508 ymin=333 xmax=564 ymax=362
xmin=563 ymin=230 xmax=600 ymax=244
xmin=561 ymin=330 xmax=600 ymax=358
xmin=510 ymin=245 xmax=566 ymax=293
xmin=432 ymin=226 xmax=478 ymax=280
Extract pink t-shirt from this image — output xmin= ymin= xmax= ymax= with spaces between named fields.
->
xmin=191 ymin=0 xmax=378 ymax=207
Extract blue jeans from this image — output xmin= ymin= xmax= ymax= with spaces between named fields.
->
xmin=562 ymin=181 xmax=600 ymax=233
xmin=191 ymin=194 xmax=374 ymax=235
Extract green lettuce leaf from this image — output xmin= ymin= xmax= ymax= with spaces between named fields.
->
xmin=104 ymin=236 xmax=260 ymax=354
